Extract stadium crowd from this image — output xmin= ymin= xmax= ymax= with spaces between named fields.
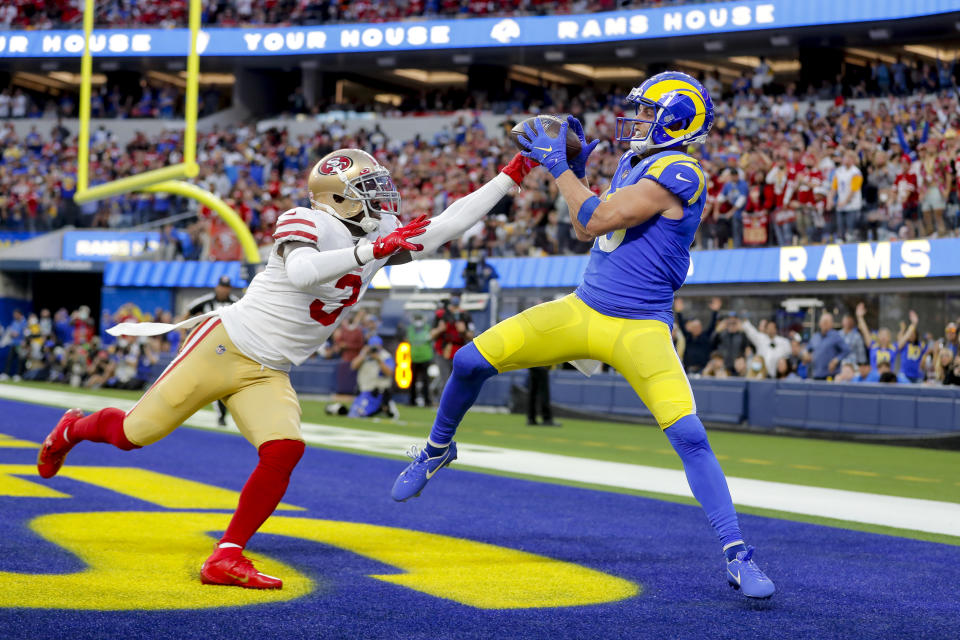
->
xmin=4 ymin=1 xmax=693 ymax=29
xmin=0 ymin=304 xmax=174 ymax=389
xmin=2 ymin=60 xmax=960 ymax=257
xmin=671 ymin=298 xmax=960 ymax=386
xmin=0 ymin=83 xmax=223 ymax=121
xmin=3 ymin=294 xmax=960 ymax=389
xmin=0 ymin=293 xmax=469 ymax=414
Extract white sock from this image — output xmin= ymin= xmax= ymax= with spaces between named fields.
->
xmin=218 ymin=542 xmax=242 ymax=550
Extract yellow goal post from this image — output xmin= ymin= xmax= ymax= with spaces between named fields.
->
xmin=73 ymin=0 xmax=260 ymax=266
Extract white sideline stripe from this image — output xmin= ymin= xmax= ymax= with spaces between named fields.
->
xmin=2 ymin=383 xmax=959 ymax=538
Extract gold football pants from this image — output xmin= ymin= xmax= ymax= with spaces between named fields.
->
xmin=474 ymin=294 xmax=694 ymax=428
xmin=124 ymin=318 xmax=303 ymax=448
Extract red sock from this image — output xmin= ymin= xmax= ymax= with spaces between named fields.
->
xmin=220 ymin=439 xmax=305 ymax=548
xmin=70 ymin=408 xmax=140 ymax=450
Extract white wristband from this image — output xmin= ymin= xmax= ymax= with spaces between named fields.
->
xmin=355 ymin=242 xmax=375 ymax=264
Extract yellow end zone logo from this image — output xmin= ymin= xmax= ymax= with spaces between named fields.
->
xmin=0 ymin=460 xmax=639 ymax=610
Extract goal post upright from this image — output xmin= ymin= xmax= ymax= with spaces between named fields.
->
xmin=72 ymin=0 xmax=260 ymax=266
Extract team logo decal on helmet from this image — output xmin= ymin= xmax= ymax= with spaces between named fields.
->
xmin=317 ymin=155 xmax=354 ymax=175
xmin=615 ymin=71 xmax=714 ymax=154
xmin=308 ymin=149 xmax=400 ymax=234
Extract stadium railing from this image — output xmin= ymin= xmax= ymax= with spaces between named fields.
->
xmin=144 ymin=356 xmax=960 ymax=438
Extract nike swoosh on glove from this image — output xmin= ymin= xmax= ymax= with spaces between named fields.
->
xmin=372 ymin=214 xmax=429 ymax=259
xmin=516 ymin=118 xmax=571 ymax=179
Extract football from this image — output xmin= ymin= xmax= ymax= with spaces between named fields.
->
xmin=508 ymin=115 xmax=583 ymax=160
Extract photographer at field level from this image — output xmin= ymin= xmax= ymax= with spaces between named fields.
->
xmin=326 ymin=336 xmax=399 ymax=418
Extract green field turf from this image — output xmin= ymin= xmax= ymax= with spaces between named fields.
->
xmin=8 ymin=380 xmax=960 ymax=545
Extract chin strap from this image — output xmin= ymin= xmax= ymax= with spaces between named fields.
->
xmin=312 ymin=201 xmax=380 ymax=235
xmin=359 ymin=217 xmax=380 ymax=233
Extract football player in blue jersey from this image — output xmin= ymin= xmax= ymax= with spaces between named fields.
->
xmin=391 ymin=71 xmax=774 ymax=599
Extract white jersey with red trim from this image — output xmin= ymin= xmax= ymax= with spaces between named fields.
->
xmin=219 ymin=207 xmax=399 ymax=371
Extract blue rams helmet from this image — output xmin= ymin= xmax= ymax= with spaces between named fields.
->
xmin=615 ymin=71 xmax=714 ymax=154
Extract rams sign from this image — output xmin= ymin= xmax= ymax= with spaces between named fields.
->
xmin=0 ymin=0 xmax=956 ymax=58
xmin=686 ymin=240 xmax=941 ymax=285
xmin=370 ymin=240 xmax=951 ymax=290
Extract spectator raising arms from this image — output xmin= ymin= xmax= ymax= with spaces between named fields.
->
xmin=675 ymin=297 xmax=721 ymax=374
xmin=712 ymin=309 xmax=748 ymax=375
xmin=856 ymin=302 xmax=898 ymax=374
xmin=741 ymin=317 xmax=791 ymax=377
xmin=840 ymin=313 xmax=867 ymax=366
xmin=898 ymin=310 xmax=927 ymax=383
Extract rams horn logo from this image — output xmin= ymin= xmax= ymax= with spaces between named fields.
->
xmin=318 ymin=155 xmax=354 ymax=175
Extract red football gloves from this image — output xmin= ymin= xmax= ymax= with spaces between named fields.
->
xmin=501 ymin=152 xmax=538 ymax=185
xmin=371 ymin=214 xmax=430 ymax=259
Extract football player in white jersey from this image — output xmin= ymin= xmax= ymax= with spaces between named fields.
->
xmin=36 ymin=148 xmax=534 ymax=589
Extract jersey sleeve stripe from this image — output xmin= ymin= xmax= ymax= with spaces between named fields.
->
xmin=646 ymin=153 xmax=706 ymax=204
xmin=273 ymin=229 xmax=319 ymax=243
xmin=645 ymin=154 xmax=686 ymax=179
xmin=675 ymin=160 xmax=706 ymax=204
xmin=276 ymin=218 xmax=315 ymax=227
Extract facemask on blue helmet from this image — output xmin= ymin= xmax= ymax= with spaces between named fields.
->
xmin=615 ymin=71 xmax=714 ymax=155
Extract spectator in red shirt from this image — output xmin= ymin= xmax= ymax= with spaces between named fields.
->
xmin=795 ymin=153 xmax=827 ymax=242
xmin=767 ymin=156 xmax=793 ymax=246
xmin=895 ymin=154 xmax=921 ymax=237
xmin=430 ymin=297 xmax=474 ymax=394
xmin=742 ymin=183 xmax=769 ymax=246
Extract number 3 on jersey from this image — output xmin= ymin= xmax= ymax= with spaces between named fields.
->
xmin=310 ymin=274 xmax=363 ymax=326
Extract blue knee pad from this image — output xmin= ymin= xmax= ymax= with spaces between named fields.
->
xmin=665 ymin=414 xmax=712 ymax=457
xmin=452 ymin=342 xmax=498 ymax=381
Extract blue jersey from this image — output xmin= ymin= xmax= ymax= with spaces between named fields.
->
xmin=869 ymin=341 xmax=897 ymax=371
xmin=898 ymin=342 xmax=927 ymax=379
xmin=575 ymin=150 xmax=705 ymax=326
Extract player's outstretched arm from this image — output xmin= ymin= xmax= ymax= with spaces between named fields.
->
xmin=558 ymin=172 xmax=683 ymax=239
xmin=516 ymin=116 xmax=680 ymax=240
xmin=393 ymin=153 xmax=530 ymax=262
xmin=282 ymin=216 xmax=428 ymax=289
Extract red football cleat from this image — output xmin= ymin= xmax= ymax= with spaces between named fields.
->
xmin=200 ymin=546 xmax=283 ymax=589
xmin=37 ymin=408 xmax=84 ymax=479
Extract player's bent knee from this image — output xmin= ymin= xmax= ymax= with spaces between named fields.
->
xmin=123 ymin=410 xmax=177 ymax=447
xmin=664 ymin=414 xmax=711 ymax=456
xmin=257 ymin=439 xmax=305 ymax=475
xmin=452 ymin=342 xmax=498 ymax=380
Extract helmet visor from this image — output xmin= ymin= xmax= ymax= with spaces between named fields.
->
xmin=347 ymin=170 xmax=401 ymax=216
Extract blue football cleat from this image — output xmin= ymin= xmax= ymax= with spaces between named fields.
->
xmin=391 ymin=442 xmax=458 ymax=502
xmin=726 ymin=546 xmax=775 ymax=599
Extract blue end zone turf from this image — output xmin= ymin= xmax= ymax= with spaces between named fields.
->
xmin=0 ymin=399 xmax=958 ymax=639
